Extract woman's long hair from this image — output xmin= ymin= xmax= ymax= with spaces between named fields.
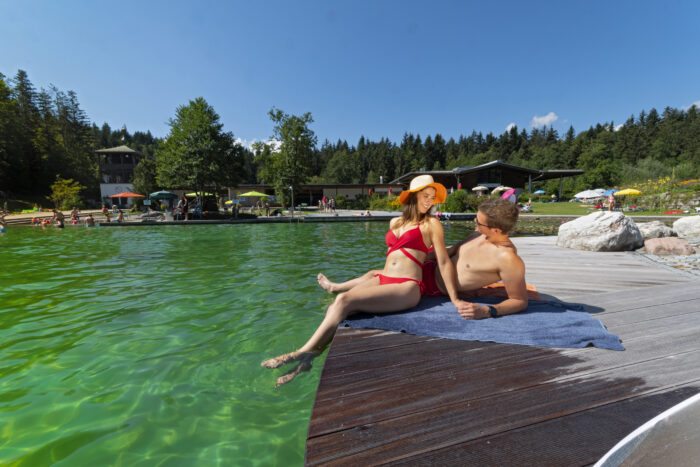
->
xmin=393 ymin=191 xmax=430 ymax=229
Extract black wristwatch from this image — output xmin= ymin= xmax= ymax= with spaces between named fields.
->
xmin=488 ymin=305 xmax=499 ymax=318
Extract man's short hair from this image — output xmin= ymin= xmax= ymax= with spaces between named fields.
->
xmin=478 ymin=198 xmax=519 ymax=233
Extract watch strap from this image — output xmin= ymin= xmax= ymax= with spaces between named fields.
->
xmin=488 ymin=305 xmax=499 ymax=318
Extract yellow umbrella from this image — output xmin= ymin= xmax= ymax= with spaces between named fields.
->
xmin=238 ymin=191 xmax=268 ymax=197
xmin=614 ymin=188 xmax=642 ymax=196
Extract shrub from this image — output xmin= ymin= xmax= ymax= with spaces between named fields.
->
xmin=443 ymin=190 xmax=479 ymax=212
xmin=334 ymin=194 xmax=346 ymax=209
xmin=348 ymin=194 xmax=369 ymax=210
xmin=369 ymin=194 xmax=400 ymax=211
xmin=49 ymin=176 xmax=85 ymax=210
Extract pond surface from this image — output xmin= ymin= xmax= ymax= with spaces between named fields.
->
xmin=1 ymin=221 xmax=479 ymax=465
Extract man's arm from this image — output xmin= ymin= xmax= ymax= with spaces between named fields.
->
xmin=456 ymin=252 xmax=529 ymax=319
xmin=428 ymin=218 xmax=472 ymax=314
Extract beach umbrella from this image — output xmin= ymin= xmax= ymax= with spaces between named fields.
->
xmin=472 ymin=186 xmax=488 ymax=191
xmin=615 ymin=188 xmax=642 ymax=196
xmin=574 ymin=189 xmax=603 ymax=199
xmin=533 ymin=190 xmax=546 ymax=195
xmin=238 ymin=191 xmax=268 ymax=197
xmin=185 ymin=192 xmax=214 ymax=197
xmin=109 ymin=191 xmax=145 ymax=198
xmin=501 ymin=188 xmax=517 ymax=200
xmin=491 ymin=186 xmax=512 ymax=194
xmin=149 ymin=190 xmax=177 ymax=199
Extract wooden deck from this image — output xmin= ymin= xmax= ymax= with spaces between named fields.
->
xmin=305 ymin=236 xmax=700 ymax=466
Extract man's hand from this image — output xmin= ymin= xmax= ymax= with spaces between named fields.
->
xmin=454 ymin=301 xmax=490 ymax=320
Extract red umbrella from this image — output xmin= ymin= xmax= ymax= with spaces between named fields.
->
xmin=109 ymin=192 xmax=145 ymax=198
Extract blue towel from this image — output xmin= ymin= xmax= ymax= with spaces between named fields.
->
xmin=342 ymin=297 xmax=624 ymax=351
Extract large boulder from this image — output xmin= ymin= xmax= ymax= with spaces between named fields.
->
xmin=673 ymin=216 xmax=700 ymax=239
xmin=644 ymin=237 xmax=695 ymax=255
xmin=557 ymin=211 xmax=643 ymax=251
xmin=635 ymin=220 xmax=675 ymax=240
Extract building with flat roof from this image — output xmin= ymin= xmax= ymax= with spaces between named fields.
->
xmin=390 ymin=160 xmax=584 ymax=199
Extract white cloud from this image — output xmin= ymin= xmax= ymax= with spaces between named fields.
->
xmin=530 ymin=112 xmax=558 ymax=128
xmin=614 ymin=123 xmax=623 ymax=132
xmin=681 ymin=100 xmax=700 ymax=111
xmin=506 ymin=122 xmax=516 ymax=132
xmin=235 ymin=138 xmax=281 ymax=151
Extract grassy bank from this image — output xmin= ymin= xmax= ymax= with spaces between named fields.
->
xmin=520 ymin=201 xmax=694 ymax=217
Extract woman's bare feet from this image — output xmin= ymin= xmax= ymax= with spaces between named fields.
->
xmin=261 ymin=351 xmax=320 ymax=386
xmin=317 ymin=273 xmax=336 ymax=293
xmin=261 ymin=351 xmax=301 ymax=369
xmin=276 ymin=357 xmax=313 ymax=387
xmin=260 ymin=350 xmax=319 ymax=369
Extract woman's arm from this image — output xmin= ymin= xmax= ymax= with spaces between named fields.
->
xmin=427 ymin=218 xmax=470 ymax=311
xmin=425 ymin=231 xmax=480 ymax=261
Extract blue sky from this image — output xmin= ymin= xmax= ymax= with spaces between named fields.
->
xmin=1 ymin=0 xmax=699 ymax=146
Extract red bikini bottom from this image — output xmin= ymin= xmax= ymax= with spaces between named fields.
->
xmin=375 ymin=274 xmax=426 ymax=295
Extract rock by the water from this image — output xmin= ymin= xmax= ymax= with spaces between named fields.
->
xmin=673 ymin=216 xmax=700 ymax=239
xmin=556 ymin=211 xmax=643 ymax=251
xmin=644 ymin=237 xmax=695 ymax=255
xmin=635 ymin=220 xmax=674 ymax=240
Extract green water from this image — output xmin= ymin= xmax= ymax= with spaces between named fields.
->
xmin=0 ymin=222 xmax=475 ymax=465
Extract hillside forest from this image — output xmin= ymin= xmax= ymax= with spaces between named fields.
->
xmin=1 ymin=69 xmax=699 ymax=206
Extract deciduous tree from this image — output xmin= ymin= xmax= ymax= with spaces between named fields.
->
xmin=156 ymin=97 xmax=244 ymax=197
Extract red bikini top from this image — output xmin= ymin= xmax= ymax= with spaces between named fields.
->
xmin=385 ymin=221 xmax=429 ymax=266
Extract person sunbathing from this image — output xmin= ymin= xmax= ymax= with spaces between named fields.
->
xmin=261 ymin=175 xmax=471 ymax=386
xmin=318 ymin=198 xmax=530 ymax=319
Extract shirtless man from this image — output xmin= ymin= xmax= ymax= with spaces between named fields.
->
xmin=318 ymin=198 xmax=529 ymax=319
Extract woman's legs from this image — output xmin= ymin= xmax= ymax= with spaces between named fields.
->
xmin=262 ymin=278 xmax=421 ymax=385
xmin=317 ymin=270 xmax=382 ymax=293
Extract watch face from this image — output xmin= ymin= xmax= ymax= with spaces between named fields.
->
xmin=489 ymin=306 xmax=498 ymax=318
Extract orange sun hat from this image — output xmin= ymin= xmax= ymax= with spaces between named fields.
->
xmin=398 ymin=174 xmax=447 ymax=205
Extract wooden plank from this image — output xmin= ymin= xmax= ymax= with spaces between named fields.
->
xmin=309 ymin=320 xmax=700 ymax=439
xmin=306 ymin=353 xmax=700 ymax=465
xmin=326 ymin=328 xmax=437 ymax=356
xmin=316 ymin=303 xmax=700 ymax=401
xmin=388 ymin=386 xmax=700 ymax=467
xmin=306 ymin=235 xmax=699 ymax=465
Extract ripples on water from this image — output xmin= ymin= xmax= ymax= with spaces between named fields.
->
xmin=0 ymin=222 xmax=474 ymax=465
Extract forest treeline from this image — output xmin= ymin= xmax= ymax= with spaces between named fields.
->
xmin=1 ymin=68 xmax=699 ymax=203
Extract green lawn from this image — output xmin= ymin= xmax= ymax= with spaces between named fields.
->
xmin=521 ymin=202 xmax=683 ymax=217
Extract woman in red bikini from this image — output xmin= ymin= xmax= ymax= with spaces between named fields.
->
xmin=262 ymin=175 xmax=470 ymax=386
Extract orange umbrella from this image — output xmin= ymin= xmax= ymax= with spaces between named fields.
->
xmin=109 ymin=192 xmax=145 ymax=198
